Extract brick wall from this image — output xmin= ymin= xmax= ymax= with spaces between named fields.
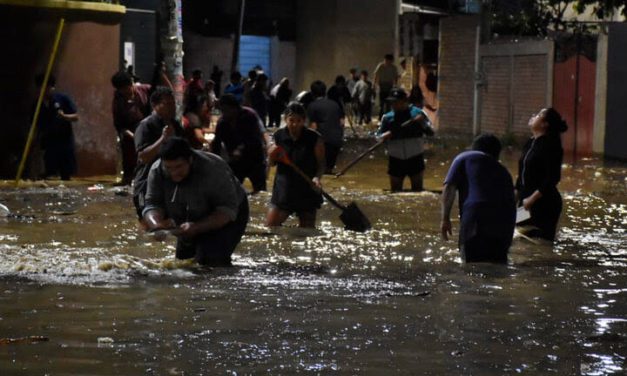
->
xmin=479 ymin=54 xmax=549 ymax=135
xmin=511 ymin=55 xmax=548 ymax=134
xmin=438 ymin=15 xmax=553 ymax=137
xmin=479 ymin=42 xmax=552 ymax=136
xmin=437 ymin=15 xmax=479 ymax=134
xmin=480 ymin=56 xmax=510 ymax=134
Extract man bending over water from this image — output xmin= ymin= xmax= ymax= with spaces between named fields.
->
xmin=143 ymin=137 xmax=249 ymax=266
xmin=440 ymin=134 xmax=516 ymax=263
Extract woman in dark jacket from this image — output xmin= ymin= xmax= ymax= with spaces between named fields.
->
xmin=516 ymin=107 xmax=568 ymax=241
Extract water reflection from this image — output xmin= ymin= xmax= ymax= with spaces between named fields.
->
xmin=0 ymin=142 xmax=625 ymax=374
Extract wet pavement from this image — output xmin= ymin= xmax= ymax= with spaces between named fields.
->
xmin=0 ymin=139 xmax=625 ymax=375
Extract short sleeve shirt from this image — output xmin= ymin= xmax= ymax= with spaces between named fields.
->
xmin=307 ymin=98 xmax=344 ymax=147
xmin=374 ymin=63 xmax=399 ymax=88
xmin=133 ymin=113 xmax=184 ymax=197
xmin=445 ymin=151 xmax=514 ymax=211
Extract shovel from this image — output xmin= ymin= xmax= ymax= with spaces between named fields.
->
xmin=271 ymin=146 xmax=371 ymax=232
xmin=334 ymin=115 xmax=432 ymax=178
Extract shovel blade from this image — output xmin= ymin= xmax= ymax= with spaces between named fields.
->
xmin=339 ymin=202 xmax=371 ymax=232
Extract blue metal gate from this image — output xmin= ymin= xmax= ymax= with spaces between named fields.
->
xmin=239 ymin=35 xmax=271 ymax=77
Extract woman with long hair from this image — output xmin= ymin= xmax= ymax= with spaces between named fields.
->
xmin=516 ymin=108 xmax=568 ymax=241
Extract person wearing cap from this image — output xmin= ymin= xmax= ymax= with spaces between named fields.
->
xmin=266 ymin=102 xmax=325 ymax=228
xmin=210 ymin=94 xmax=269 ymax=193
xmin=376 ymin=87 xmax=434 ymax=192
xmin=143 ymin=137 xmax=249 ymax=266
xmin=441 ymin=134 xmax=516 ymax=263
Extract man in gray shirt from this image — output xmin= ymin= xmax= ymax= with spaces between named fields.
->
xmin=374 ymin=53 xmax=399 ymax=119
xmin=143 ymin=137 xmax=249 ymax=266
xmin=307 ymin=80 xmax=345 ymax=174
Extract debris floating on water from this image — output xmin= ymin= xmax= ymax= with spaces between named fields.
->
xmin=0 ymin=336 xmax=49 ymax=345
xmin=0 ymin=203 xmax=9 ymax=217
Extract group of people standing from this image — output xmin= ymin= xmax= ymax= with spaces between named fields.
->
xmin=31 ymin=54 xmax=567 ymax=268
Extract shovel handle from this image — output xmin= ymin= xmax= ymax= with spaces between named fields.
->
xmin=335 ymin=139 xmax=385 ymax=178
xmin=271 ymin=146 xmax=346 ymax=211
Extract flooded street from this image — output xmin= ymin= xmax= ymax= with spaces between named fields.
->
xmin=0 ymin=140 xmax=625 ymax=375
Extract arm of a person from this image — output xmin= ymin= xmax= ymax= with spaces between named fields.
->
xmin=160 ymin=70 xmax=174 ymax=91
xmin=373 ymin=64 xmax=381 ymax=87
xmin=539 ymin=145 xmax=562 ymax=195
xmin=112 ymin=98 xmax=135 ymax=138
xmin=61 ymin=112 xmax=79 ymax=122
xmin=60 ymin=96 xmax=79 ymax=122
xmin=180 ymin=210 xmax=232 ymax=237
xmin=193 ymin=128 xmax=208 ymax=145
xmin=142 ymin=165 xmax=173 ymax=231
xmin=179 ymin=165 xmax=241 ymax=236
xmin=524 ymin=142 xmax=562 ymax=210
xmin=413 ymin=112 xmax=434 ymax=136
xmin=440 ymin=183 xmax=456 ymax=240
xmin=137 ymin=125 xmax=172 ymax=164
xmin=313 ymin=138 xmax=326 ymax=188
xmin=376 ymin=117 xmax=391 ymax=140
xmin=209 ymin=125 xmax=222 ymax=155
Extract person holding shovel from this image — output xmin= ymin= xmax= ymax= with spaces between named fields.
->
xmin=376 ymin=87 xmax=434 ymax=192
xmin=266 ymin=102 xmax=326 ymax=228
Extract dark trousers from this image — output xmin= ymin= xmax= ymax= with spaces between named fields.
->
xmin=269 ymin=101 xmax=286 ymax=128
xmin=461 ymin=236 xmax=510 ymax=263
xmin=379 ymin=87 xmax=392 ymax=118
xmin=527 ymin=193 xmax=562 ymax=241
xmin=120 ymin=134 xmax=137 ymax=185
xmin=176 ymin=198 xmax=249 ymax=266
xmin=231 ymin=162 xmax=267 ymax=192
xmin=358 ymin=102 xmax=372 ymax=124
xmin=43 ymin=140 xmax=76 ymax=180
xmin=324 ymin=143 xmax=341 ymax=173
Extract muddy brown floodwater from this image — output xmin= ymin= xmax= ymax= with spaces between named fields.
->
xmin=0 ymin=139 xmax=625 ymax=375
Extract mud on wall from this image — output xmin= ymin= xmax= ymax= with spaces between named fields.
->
xmin=0 ymin=7 xmax=119 ymax=178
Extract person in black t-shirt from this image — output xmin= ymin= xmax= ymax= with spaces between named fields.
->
xmin=307 ymin=81 xmax=345 ymax=174
xmin=266 ymin=102 xmax=325 ymax=228
xmin=133 ymin=86 xmax=184 ymax=219
xmin=211 ymin=94 xmax=268 ymax=193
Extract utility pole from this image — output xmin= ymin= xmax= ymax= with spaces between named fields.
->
xmin=573 ymin=23 xmax=582 ymax=160
xmin=231 ymin=0 xmax=246 ymax=73
xmin=160 ymin=0 xmax=184 ymax=108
